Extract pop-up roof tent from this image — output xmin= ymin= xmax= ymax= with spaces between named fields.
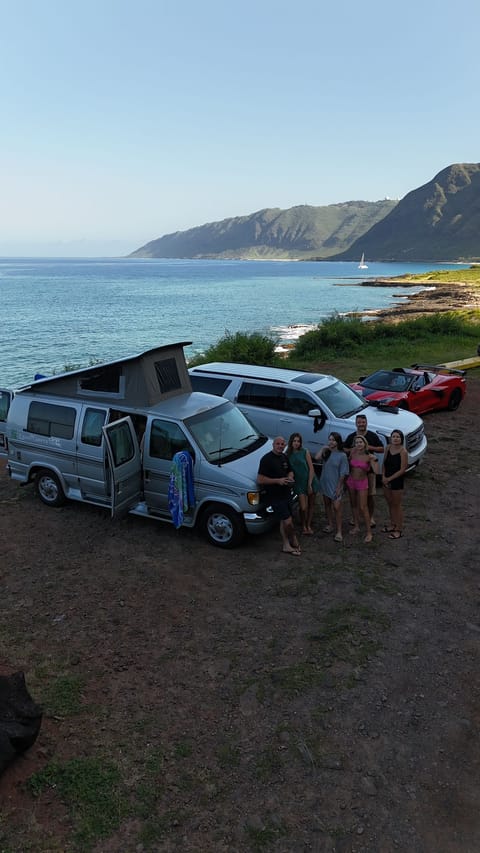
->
xmin=19 ymin=343 xmax=193 ymax=407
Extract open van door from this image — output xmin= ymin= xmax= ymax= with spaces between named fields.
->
xmin=0 ymin=389 xmax=13 ymax=457
xmin=103 ymin=416 xmax=142 ymax=519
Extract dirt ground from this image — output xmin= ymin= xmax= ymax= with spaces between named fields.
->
xmin=1 ymin=379 xmax=479 ymax=853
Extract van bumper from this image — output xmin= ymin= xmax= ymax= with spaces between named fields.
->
xmin=243 ymin=512 xmax=276 ymax=536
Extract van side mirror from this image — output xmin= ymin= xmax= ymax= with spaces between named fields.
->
xmin=308 ymin=408 xmax=326 ymax=433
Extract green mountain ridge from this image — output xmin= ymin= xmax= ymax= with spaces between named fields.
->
xmin=130 ymin=163 xmax=480 ymax=261
xmin=129 ymin=200 xmax=397 ymax=260
xmin=332 ymin=163 xmax=480 ymax=262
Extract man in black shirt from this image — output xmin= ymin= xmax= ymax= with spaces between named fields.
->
xmin=257 ymin=436 xmax=301 ymax=555
xmin=344 ymin=414 xmax=384 ymax=527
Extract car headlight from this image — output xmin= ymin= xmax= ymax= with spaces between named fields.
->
xmin=247 ymin=491 xmax=260 ymax=506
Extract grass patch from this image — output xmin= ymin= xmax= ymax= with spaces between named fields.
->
xmin=353 ymin=563 xmax=399 ymax=595
xmin=37 ymin=673 xmax=85 ymax=717
xmin=29 ymin=756 xmax=128 ymax=848
xmin=396 ymin=266 xmax=480 ymax=284
xmin=245 ymin=820 xmax=288 ymax=851
xmin=134 ymin=746 xmax=165 ymax=818
xmin=139 ymin=810 xmax=186 ymax=848
xmin=217 ymin=741 xmax=241 ymax=769
xmin=288 ymin=311 xmax=480 ymax=377
xmin=255 ymin=746 xmax=283 ymax=781
xmin=269 ymin=603 xmax=391 ymax=696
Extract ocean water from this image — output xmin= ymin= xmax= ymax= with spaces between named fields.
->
xmin=0 ymin=257 xmax=467 ymax=387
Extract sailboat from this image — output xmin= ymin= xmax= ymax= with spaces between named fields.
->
xmin=358 ymin=253 xmax=368 ymax=270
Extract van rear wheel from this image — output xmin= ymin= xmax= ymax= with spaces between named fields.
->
xmin=35 ymin=470 xmax=66 ymax=507
xmin=201 ymin=504 xmax=245 ymax=549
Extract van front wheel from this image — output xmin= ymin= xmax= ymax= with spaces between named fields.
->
xmin=35 ymin=470 xmax=66 ymax=507
xmin=201 ymin=504 xmax=245 ymax=549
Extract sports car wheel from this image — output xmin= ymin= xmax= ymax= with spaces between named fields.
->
xmin=447 ymin=389 xmax=462 ymax=411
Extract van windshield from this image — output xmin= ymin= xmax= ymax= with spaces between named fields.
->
xmin=187 ymin=401 xmax=267 ymax=464
xmin=314 ymin=380 xmax=367 ymax=419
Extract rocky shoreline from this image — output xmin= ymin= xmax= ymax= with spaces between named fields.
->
xmin=361 ymin=278 xmax=480 ymax=321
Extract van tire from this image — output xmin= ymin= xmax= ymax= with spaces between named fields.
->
xmin=201 ymin=504 xmax=245 ymax=548
xmin=35 ymin=470 xmax=66 ymax=507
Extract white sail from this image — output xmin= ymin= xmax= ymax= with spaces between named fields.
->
xmin=358 ymin=253 xmax=368 ymax=269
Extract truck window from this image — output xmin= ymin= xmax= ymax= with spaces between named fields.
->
xmin=284 ymin=389 xmax=315 ymax=415
xmin=81 ymin=408 xmax=107 ymax=446
xmin=149 ymin=419 xmax=192 ymax=461
xmin=237 ymin=382 xmax=285 ymax=411
xmin=27 ymin=401 xmax=76 ymax=439
xmin=189 ymin=375 xmax=230 ymax=396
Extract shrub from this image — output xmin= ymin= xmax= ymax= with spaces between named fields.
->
xmin=188 ymin=330 xmax=278 ymax=366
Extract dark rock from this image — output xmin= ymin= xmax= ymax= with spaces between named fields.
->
xmin=0 ymin=671 xmax=43 ymax=776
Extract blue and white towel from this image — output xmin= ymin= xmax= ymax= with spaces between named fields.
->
xmin=168 ymin=451 xmax=196 ymax=528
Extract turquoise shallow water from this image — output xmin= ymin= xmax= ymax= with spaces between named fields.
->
xmin=0 ymin=257 xmax=467 ymax=386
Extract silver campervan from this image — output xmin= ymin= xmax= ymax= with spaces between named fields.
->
xmin=4 ymin=344 xmax=275 ymax=548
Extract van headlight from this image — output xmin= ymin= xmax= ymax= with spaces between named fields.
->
xmin=247 ymin=491 xmax=260 ymax=506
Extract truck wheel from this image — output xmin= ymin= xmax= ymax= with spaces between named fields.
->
xmin=201 ymin=504 xmax=245 ymax=548
xmin=447 ymin=389 xmax=462 ymax=411
xmin=35 ymin=470 xmax=66 ymax=507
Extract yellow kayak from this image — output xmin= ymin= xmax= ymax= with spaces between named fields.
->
xmin=441 ymin=356 xmax=480 ymax=370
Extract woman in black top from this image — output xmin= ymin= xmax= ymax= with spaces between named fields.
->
xmin=382 ymin=429 xmax=408 ymax=539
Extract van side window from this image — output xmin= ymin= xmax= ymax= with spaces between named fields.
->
xmin=0 ymin=391 xmax=12 ymax=422
xmin=27 ymin=401 xmax=76 ymax=439
xmin=189 ymin=376 xmax=230 ymax=396
xmin=107 ymin=420 xmax=135 ymax=466
xmin=284 ymin=389 xmax=315 ymax=415
xmin=149 ymin=419 xmax=192 ymax=461
xmin=81 ymin=408 xmax=106 ymax=446
xmin=237 ymin=382 xmax=285 ymax=411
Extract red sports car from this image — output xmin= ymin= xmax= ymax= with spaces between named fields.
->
xmin=350 ymin=364 xmax=466 ymax=415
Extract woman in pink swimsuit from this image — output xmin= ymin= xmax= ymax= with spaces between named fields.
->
xmin=347 ymin=435 xmax=379 ymax=542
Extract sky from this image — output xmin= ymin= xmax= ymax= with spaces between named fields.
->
xmin=1 ymin=0 xmax=479 ymax=256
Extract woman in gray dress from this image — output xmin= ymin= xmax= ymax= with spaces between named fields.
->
xmin=315 ymin=432 xmax=349 ymax=542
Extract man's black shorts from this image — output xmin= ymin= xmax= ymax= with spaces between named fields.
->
xmin=270 ymin=499 xmax=293 ymax=521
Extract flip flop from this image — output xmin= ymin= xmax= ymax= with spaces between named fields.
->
xmin=382 ymin=525 xmax=396 ymax=533
xmin=282 ymin=547 xmax=301 ymax=556
xmin=388 ymin=531 xmax=403 ymax=539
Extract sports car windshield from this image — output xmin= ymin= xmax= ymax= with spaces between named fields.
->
xmin=187 ymin=400 xmax=267 ymax=464
xmin=362 ymin=370 xmax=414 ymax=393
xmin=314 ymin=380 xmax=367 ymax=418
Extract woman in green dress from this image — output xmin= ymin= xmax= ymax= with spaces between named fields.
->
xmin=286 ymin=432 xmax=318 ymax=534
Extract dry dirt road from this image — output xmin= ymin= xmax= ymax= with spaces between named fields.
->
xmin=1 ymin=380 xmax=479 ymax=852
